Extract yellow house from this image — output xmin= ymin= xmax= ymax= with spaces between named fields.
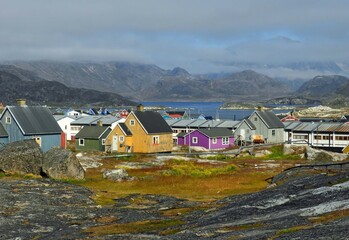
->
xmin=105 ymin=110 xmax=173 ymax=153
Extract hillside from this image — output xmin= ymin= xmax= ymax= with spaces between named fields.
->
xmin=297 ymin=75 xmax=349 ymax=97
xmin=2 ymin=61 xmax=292 ymax=101
xmin=0 ymin=68 xmax=136 ymax=106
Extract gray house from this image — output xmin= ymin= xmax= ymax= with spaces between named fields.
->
xmin=233 ymin=119 xmax=256 ymax=145
xmin=248 ymin=110 xmax=284 ymax=143
xmin=0 ymin=102 xmax=62 ymax=152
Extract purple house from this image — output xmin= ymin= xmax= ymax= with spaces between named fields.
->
xmin=177 ymin=128 xmax=234 ymax=150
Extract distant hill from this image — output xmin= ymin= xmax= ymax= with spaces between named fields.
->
xmin=2 ymin=61 xmax=292 ymax=102
xmin=297 ymin=75 xmax=349 ymax=97
xmin=0 ymin=67 xmax=136 ymax=106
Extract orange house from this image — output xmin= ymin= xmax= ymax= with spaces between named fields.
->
xmin=105 ymin=111 xmax=173 ymax=153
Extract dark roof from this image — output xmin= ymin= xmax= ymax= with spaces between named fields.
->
xmin=133 ymin=111 xmax=173 ymax=134
xmin=198 ymin=128 xmax=233 ymax=138
xmin=75 ymin=126 xmax=111 ymax=139
xmin=119 ymin=123 xmax=132 ymax=136
xmin=253 ymin=110 xmax=284 ymax=128
xmin=6 ymin=106 xmax=62 ymax=135
xmin=244 ymin=119 xmax=256 ymax=130
xmin=0 ymin=122 xmax=8 ymax=137
xmin=166 ymin=111 xmax=186 ymax=116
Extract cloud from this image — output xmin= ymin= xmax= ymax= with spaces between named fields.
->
xmin=0 ymin=0 xmax=349 ymax=73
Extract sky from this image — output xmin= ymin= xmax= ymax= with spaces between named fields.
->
xmin=0 ymin=0 xmax=349 ymax=74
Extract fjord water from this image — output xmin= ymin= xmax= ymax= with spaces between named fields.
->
xmin=142 ymin=102 xmax=290 ymax=120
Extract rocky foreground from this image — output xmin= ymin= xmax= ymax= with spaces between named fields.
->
xmin=1 ymin=170 xmax=349 ymax=239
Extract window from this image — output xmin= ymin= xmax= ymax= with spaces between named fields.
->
xmin=102 ymin=139 xmax=106 ymax=145
xmin=119 ymin=136 xmax=124 ymax=142
xmin=272 ymin=130 xmax=275 ymax=136
xmin=153 ymin=136 xmax=160 ymax=144
xmin=79 ymin=139 xmax=85 ymax=146
xmin=192 ymin=137 xmax=198 ymax=144
xmin=5 ymin=116 xmax=11 ymax=124
xmin=130 ymin=119 xmax=135 ymax=126
xmin=254 ymin=117 xmax=258 ymax=121
xmin=314 ymin=135 xmax=321 ymax=140
xmin=212 ymin=138 xmax=217 ymax=144
xmin=222 ymin=137 xmax=229 ymax=145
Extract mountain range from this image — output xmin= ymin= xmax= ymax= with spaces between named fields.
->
xmin=0 ymin=66 xmax=136 ymax=106
xmin=1 ymin=60 xmax=349 ymax=106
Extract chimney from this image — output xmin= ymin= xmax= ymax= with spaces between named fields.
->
xmin=17 ymin=99 xmax=27 ymax=107
xmin=257 ymin=106 xmax=263 ymax=111
xmin=137 ymin=104 xmax=144 ymax=112
xmin=97 ymin=120 xmax=103 ymax=127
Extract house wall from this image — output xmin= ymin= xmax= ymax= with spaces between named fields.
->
xmin=234 ymin=122 xmax=255 ymax=142
xmin=76 ymin=139 xmax=101 ymax=151
xmin=0 ymin=137 xmax=8 ymax=146
xmin=105 ymin=125 xmax=131 ymax=153
xmin=57 ymin=117 xmax=74 ymax=140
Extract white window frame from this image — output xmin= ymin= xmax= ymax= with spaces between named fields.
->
xmin=212 ymin=138 xmax=217 ymax=144
xmin=153 ymin=136 xmax=160 ymax=145
xmin=5 ymin=116 xmax=11 ymax=124
xmin=119 ymin=136 xmax=124 ymax=142
xmin=272 ymin=130 xmax=276 ymax=136
xmin=192 ymin=137 xmax=198 ymax=144
xmin=79 ymin=139 xmax=85 ymax=146
xmin=222 ymin=137 xmax=229 ymax=145
xmin=130 ymin=119 xmax=135 ymax=126
xmin=102 ymin=139 xmax=106 ymax=145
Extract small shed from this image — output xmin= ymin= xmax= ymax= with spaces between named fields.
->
xmin=75 ymin=125 xmax=111 ymax=151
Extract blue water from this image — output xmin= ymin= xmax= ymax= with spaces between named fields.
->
xmin=142 ymin=102 xmax=290 ymax=120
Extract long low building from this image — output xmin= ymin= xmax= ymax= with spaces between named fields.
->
xmin=284 ymin=121 xmax=349 ymax=148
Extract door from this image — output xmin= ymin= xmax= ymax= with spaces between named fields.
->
xmin=240 ymin=129 xmax=245 ymax=140
xmin=112 ymin=135 xmax=118 ymax=151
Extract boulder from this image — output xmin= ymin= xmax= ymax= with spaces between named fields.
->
xmin=306 ymin=146 xmax=348 ymax=162
xmin=283 ymin=144 xmax=306 ymax=155
xmin=43 ymin=148 xmax=85 ymax=180
xmin=103 ymin=169 xmax=133 ymax=181
xmin=0 ymin=139 xmax=43 ymax=175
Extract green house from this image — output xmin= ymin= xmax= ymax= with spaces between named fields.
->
xmin=75 ymin=125 xmax=111 ymax=151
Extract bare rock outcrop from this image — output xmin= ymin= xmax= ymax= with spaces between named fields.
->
xmin=43 ymin=147 xmax=85 ymax=180
xmin=103 ymin=169 xmax=134 ymax=181
xmin=306 ymin=146 xmax=348 ymax=162
xmin=0 ymin=139 xmax=43 ymax=175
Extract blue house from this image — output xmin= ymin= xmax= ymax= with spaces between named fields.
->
xmin=0 ymin=100 xmax=62 ymax=152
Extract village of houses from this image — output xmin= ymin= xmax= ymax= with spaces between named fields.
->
xmin=1 ymin=99 xmax=349 ymax=155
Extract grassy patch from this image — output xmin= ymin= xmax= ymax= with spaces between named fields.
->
xmin=162 ymin=160 xmax=237 ymax=178
xmin=77 ymin=157 xmax=303 ymax=204
xmin=206 ymin=154 xmax=233 ymax=161
xmin=85 ymin=219 xmax=185 ymax=236
xmin=271 ymin=225 xmax=312 ymax=239
xmin=264 ymin=145 xmax=300 ymax=160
